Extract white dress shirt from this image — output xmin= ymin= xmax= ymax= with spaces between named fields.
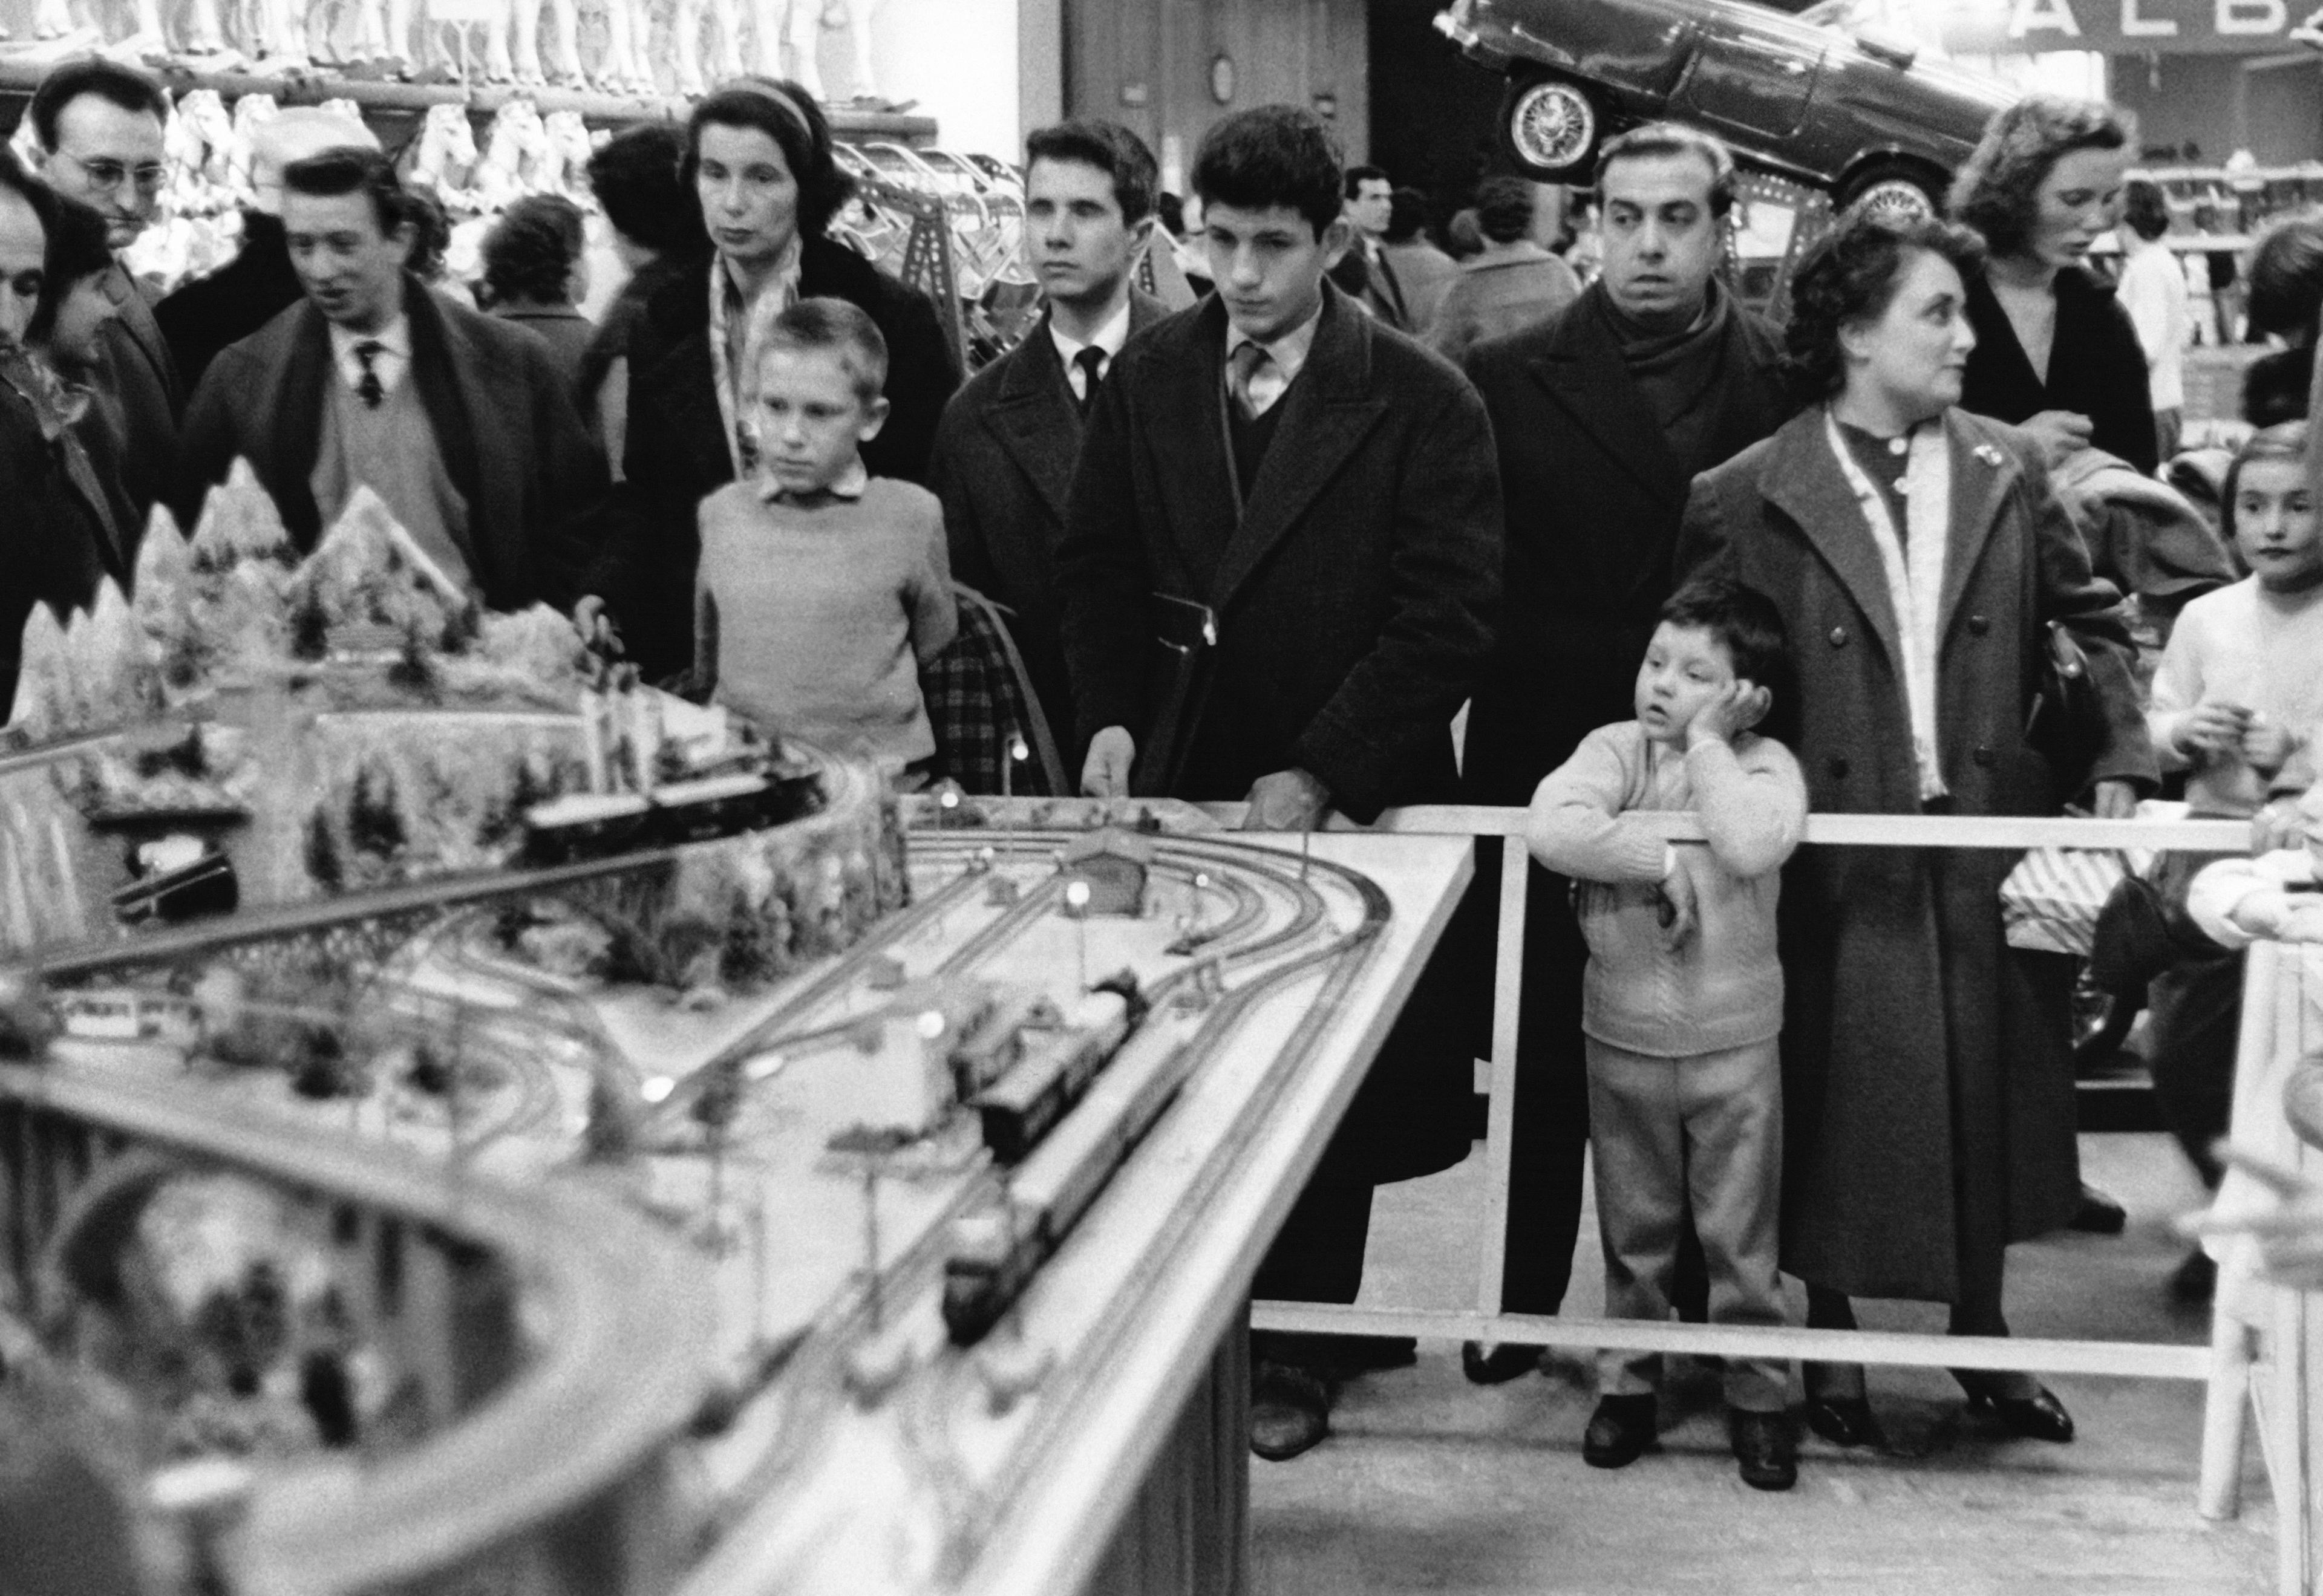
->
xmin=328 ymin=313 xmax=412 ymax=399
xmin=1049 ymin=299 xmax=1133 ymax=402
xmin=1224 ymin=299 xmax=1324 ymax=417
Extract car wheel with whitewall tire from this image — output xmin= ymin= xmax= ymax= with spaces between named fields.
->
xmin=1499 ymin=73 xmax=1604 ymax=183
xmin=1834 ymin=158 xmax=1949 ymax=220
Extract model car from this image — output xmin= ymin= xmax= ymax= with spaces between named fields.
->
xmin=1434 ymin=0 xmax=2016 ymax=214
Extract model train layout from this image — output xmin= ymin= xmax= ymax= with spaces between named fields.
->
xmin=0 ymin=790 xmax=1421 ymax=1594
xmin=0 ymin=477 xmax=1472 ymax=1595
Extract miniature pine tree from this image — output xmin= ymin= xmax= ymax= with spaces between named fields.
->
xmin=303 ymin=812 xmax=344 ymax=893
xmin=347 ymin=764 xmax=406 ymax=860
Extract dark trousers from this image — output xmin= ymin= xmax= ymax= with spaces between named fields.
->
xmin=1250 ymin=1174 xmax=1375 ymax=1370
xmin=2148 ymin=946 xmax=2244 ymax=1189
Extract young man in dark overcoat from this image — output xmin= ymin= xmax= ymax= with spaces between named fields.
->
xmin=1057 ymin=105 xmax=1500 ymax=1461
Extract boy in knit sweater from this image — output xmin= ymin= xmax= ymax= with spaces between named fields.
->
xmin=1527 ymin=577 xmax=1808 ymax=1491
xmin=694 ymin=298 xmax=956 ymax=775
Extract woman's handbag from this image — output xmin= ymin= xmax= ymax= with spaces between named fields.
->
xmin=2025 ymin=619 xmax=2106 ymax=798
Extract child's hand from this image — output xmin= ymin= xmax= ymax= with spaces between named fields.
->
xmin=1684 ymin=680 xmax=1769 ymax=750
xmin=2242 ymin=715 xmax=2295 ymax=776
xmin=2255 ymin=797 xmax=2304 ymax=854
xmin=1656 ymin=853 xmax=1699 ymax=951
xmin=1082 ymin=726 xmax=1135 ymax=798
xmin=2176 ymin=700 xmax=2252 ymax=759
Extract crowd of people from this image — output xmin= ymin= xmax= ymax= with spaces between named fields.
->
xmin=0 ymin=52 xmax=2316 ymax=1497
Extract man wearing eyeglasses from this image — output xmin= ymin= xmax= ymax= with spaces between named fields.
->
xmin=28 ymin=57 xmax=180 ymax=523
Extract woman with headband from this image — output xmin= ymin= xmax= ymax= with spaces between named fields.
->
xmin=607 ymin=77 xmax=959 ymax=681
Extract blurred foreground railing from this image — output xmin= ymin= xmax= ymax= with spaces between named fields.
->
xmin=0 ymin=1059 xmax=719 ymax=1596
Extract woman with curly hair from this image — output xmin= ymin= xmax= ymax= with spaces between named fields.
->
xmin=480 ymin=194 xmax=592 ymax=392
xmin=1676 ymin=207 xmax=2155 ymax=1450
xmin=1951 ymin=95 xmax=2155 ymax=472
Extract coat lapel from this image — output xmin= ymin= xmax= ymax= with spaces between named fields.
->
xmin=987 ymin=319 xmax=1081 ymax=522
xmin=1760 ymin=409 xmax=1907 ymax=671
xmin=1527 ymin=290 xmax=1684 ymax=515
xmin=1937 ymin=410 xmax=2019 ymax=640
xmin=633 ymin=278 xmax=733 ymax=490
xmin=1141 ymin=299 xmax=1242 ymax=591
xmin=1209 ymin=288 xmax=1388 ymax=613
xmin=404 ymin=280 xmax=491 ymax=576
xmin=106 ymin=264 xmax=178 ymax=406
xmin=272 ymin=304 xmax=332 ymax=546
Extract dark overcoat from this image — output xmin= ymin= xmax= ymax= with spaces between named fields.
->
xmin=610 ymin=235 xmax=961 ymax=679
xmin=1056 ymin=284 xmax=1501 ymax=1182
xmin=87 ymin=262 xmax=181 ymax=520
xmin=174 ymin=275 xmax=610 ymax=614
xmin=1460 ymin=286 xmax=1791 ymax=807
xmin=154 ymin=213 xmax=304 ymax=393
xmin=1675 ymin=405 xmax=2157 ymax=1303
xmin=1961 ymin=266 xmax=2157 ymax=475
xmin=1057 ymin=284 xmax=1500 ymax=824
xmin=0 ymin=360 xmax=129 ymax=708
xmin=928 ymin=289 xmax=1168 ymax=749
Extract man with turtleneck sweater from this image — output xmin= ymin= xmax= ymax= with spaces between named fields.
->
xmin=1450 ymin=124 xmax=1794 ymax=1386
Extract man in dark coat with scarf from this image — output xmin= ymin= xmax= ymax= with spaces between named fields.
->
xmin=1059 ymin=106 xmax=1500 ymax=1462
xmin=931 ymin=117 xmax=1171 ymax=760
xmin=175 ymin=148 xmax=608 ymax=615
xmin=1451 ymin=124 xmax=1792 ymax=1383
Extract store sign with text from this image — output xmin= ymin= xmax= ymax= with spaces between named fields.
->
xmin=1942 ymin=0 xmax=2321 ymax=52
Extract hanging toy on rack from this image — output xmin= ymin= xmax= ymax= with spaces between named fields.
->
xmin=401 ymin=101 xmax=480 ymax=210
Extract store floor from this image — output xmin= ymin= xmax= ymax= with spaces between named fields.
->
xmin=1250 ymin=1133 xmax=2276 ymax=1595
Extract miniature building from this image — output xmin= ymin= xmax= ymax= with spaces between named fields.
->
xmin=1059 ymin=829 xmax=1154 ymax=917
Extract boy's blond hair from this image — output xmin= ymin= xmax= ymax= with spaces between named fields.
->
xmin=762 ymin=296 xmax=889 ymax=406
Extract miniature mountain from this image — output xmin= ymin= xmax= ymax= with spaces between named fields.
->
xmin=8 ymin=602 xmax=69 ymax=741
xmin=187 ymin=458 xmax=295 ymax=575
xmin=283 ymin=486 xmax=474 ymax=659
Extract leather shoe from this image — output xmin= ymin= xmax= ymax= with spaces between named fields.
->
xmin=1250 ymin=1361 xmax=1331 ymax=1461
xmin=2070 ymin=1182 xmax=2128 ymax=1234
xmin=1968 ymin=1383 xmax=2074 ymax=1443
xmin=1802 ymin=1393 xmax=1885 ymax=1450
xmin=1461 ymin=1340 xmax=1540 ymax=1385
xmin=1581 ymin=1393 xmax=1657 ymax=1468
xmin=1730 ymin=1409 xmax=1798 ymax=1491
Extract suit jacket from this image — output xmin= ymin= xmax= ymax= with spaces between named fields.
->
xmin=87 ymin=261 xmax=180 ymax=520
xmin=1961 ymin=266 xmax=2157 ymax=474
xmin=1460 ymin=284 xmax=1791 ymax=806
xmin=928 ymin=290 xmax=1168 ymax=746
xmin=610 ymin=234 xmax=962 ymax=677
xmin=154 ymin=213 xmax=304 ymax=394
xmin=1675 ymin=405 xmax=2155 ymax=1301
xmin=175 ymin=275 xmax=610 ymax=614
xmin=1056 ymin=284 xmax=1500 ymax=822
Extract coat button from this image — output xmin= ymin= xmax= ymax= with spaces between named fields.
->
xmin=1828 ymin=625 xmax=1849 ymax=647
xmin=1973 ymin=744 xmax=1997 ymax=768
xmin=1967 ymin=614 xmax=1990 ymax=636
xmin=1828 ymin=757 xmax=1850 ymax=780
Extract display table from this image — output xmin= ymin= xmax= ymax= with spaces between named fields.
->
xmin=674 ymin=829 xmax=1474 ymax=1596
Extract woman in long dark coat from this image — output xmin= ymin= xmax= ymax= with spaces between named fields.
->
xmin=1952 ymin=96 xmax=2155 ymax=474
xmin=1676 ymin=210 xmax=2156 ymax=1448
xmin=603 ymin=78 xmax=960 ymax=680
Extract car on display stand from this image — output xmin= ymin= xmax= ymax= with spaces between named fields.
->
xmin=1433 ymin=0 xmax=2017 ymax=215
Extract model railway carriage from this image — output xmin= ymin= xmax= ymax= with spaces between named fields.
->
xmin=971 ymin=978 xmax=1144 ymax=1164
